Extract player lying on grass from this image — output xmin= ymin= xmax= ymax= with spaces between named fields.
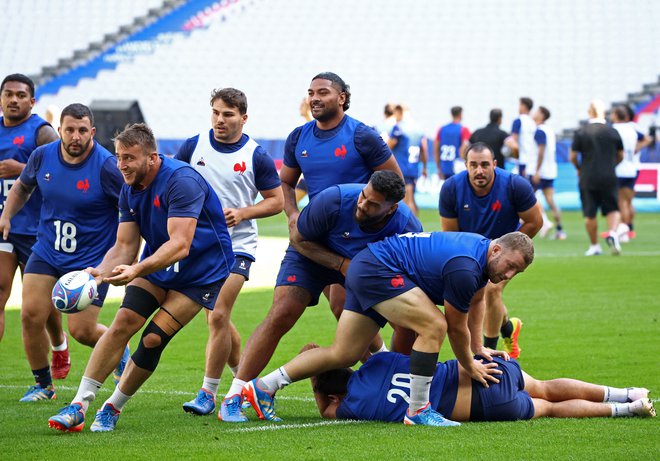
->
xmin=304 ymin=344 xmax=655 ymax=423
xmin=244 ymin=231 xmax=531 ymax=426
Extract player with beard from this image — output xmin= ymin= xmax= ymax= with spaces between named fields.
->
xmin=439 ymin=143 xmax=542 ymax=359
xmin=223 ymin=72 xmax=406 ymax=421
xmin=0 ymin=74 xmax=68 ymax=374
xmin=245 ymin=231 xmax=532 ymax=426
xmin=48 ymin=123 xmax=234 ymax=432
xmin=0 ymin=103 xmax=128 ymax=402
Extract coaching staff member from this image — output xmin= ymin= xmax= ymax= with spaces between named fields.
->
xmin=569 ymin=100 xmax=624 ymax=256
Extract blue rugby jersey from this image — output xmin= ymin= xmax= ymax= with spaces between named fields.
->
xmin=367 ymin=232 xmax=489 ymax=311
xmin=20 ymin=140 xmax=123 ymax=270
xmin=439 ymin=169 xmax=536 ymax=239
xmin=436 ymin=122 xmax=469 ymax=177
xmin=118 ymin=155 xmax=234 ymax=288
xmin=296 ymin=183 xmax=422 ymax=259
xmin=0 ymin=114 xmax=49 ymax=235
xmin=336 ymin=352 xmax=458 ymax=421
xmin=283 ymin=115 xmax=392 ymax=199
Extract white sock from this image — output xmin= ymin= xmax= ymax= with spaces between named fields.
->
xmin=626 ymin=387 xmax=649 ymax=402
xmin=226 ymin=378 xmax=246 ymax=399
xmin=52 ymin=336 xmax=68 ymax=351
xmin=229 ymin=365 xmax=239 ymax=377
xmin=409 ymin=373 xmax=433 ymax=414
xmin=611 ymin=402 xmax=633 ymax=417
xmin=104 ymin=386 xmax=132 ymax=412
xmin=259 ymin=367 xmax=292 ymax=394
xmin=602 ymin=386 xmax=629 ymax=403
xmin=72 ymin=376 xmax=102 ymax=413
xmin=202 ymin=376 xmax=220 ymax=398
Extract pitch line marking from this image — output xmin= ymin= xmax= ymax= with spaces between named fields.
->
xmin=223 ymin=419 xmax=367 ymax=432
xmin=537 ymin=250 xmax=660 ymax=258
xmin=0 ymin=384 xmax=314 ymax=402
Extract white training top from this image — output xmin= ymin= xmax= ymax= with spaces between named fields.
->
xmin=613 ymin=122 xmax=641 ymax=179
xmin=536 ymin=123 xmax=557 ymax=180
xmin=190 ymin=132 xmax=260 ymax=259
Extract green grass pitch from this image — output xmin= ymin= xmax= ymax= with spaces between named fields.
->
xmin=0 ymin=211 xmax=658 ymax=460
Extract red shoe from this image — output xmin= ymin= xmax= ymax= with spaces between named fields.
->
xmin=503 ymin=318 xmax=523 ymax=359
xmin=628 ymin=230 xmax=637 ymax=239
xmin=51 ymin=334 xmax=71 ymax=379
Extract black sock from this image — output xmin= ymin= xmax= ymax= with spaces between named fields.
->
xmin=32 ymin=366 xmax=52 ymax=388
xmin=500 ymin=319 xmax=514 ymax=338
xmin=628 ymin=223 xmax=634 ymax=231
xmin=409 ymin=350 xmax=439 ymax=376
xmin=484 ymin=336 xmax=499 ymax=349
xmin=556 ymin=223 xmax=563 ymax=231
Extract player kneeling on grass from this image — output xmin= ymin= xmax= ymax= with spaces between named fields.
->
xmin=243 ymin=231 xmax=531 ymax=426
xmin=304 ymin=344 xmax=655 ymax=422
xmin=47 ymin=123 xmax=235 ymax=433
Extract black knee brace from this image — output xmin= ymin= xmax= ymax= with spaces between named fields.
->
xmin=131 ymin=321 xmax=175 ymax=371
xmin=121 ymin=286 xmax=160 ymax=319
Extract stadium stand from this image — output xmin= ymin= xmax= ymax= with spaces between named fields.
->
xmin=25 ymin=0 xmax=659 ymax=143
xmin=3 ymin=0 xmax=658 ymax=210
xmin=0 ymin=0 xmax=169 ymax=77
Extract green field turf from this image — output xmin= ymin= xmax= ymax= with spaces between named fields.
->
xmin=0 ymin=211 xmax=658 ymax=460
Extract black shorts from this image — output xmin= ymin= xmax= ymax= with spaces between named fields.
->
xmin=617 ymin=176 xmax=637 ymax=190
xmin=579 ymin=186 xmax=619 ymax=218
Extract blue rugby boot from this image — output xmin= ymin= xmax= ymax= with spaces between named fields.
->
xmin=48 ymin=403 xmax=85 ymax=432
xmin=183 ymin=389 xmax=216 ymax=415
xmin=90 ymin=403 xmax=121 ymax=432
xmin=218 ymin=394 xmax=248 ymax=422
xmin=242 ymin=379 xmax=282 ymax=422
xmin=404 ymin=402 xmax=461 ymax=427
xmin=19 ymin=384 xmax=56 ymax=402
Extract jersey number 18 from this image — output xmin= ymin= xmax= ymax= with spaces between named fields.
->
xmin=53 ymin=220 xmax=77 ymax=253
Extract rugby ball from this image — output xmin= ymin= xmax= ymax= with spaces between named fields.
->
xmin=51 ymin=271 xmax=98 ymax=313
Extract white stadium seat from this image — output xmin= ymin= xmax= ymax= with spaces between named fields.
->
xmin=5 ymin=0 xmax=657 ymax=141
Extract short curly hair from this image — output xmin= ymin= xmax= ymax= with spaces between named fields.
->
xmin=312 ymin=72 xmax=351 ymax=111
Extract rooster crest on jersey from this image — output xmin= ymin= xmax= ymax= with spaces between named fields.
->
xmin=51 ymin=270 xmax=98 ymax=314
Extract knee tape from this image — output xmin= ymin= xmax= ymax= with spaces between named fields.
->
xmin=131 ymin=321 xmax=174 ymax=371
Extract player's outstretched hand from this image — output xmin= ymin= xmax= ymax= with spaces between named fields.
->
xmin=84 ymin=266 xmax=104 ymax=285
xmin=469 ymin=359 xmax=502 ymax=388
xmin=104 ymin=264 xmax=138 ymax=285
